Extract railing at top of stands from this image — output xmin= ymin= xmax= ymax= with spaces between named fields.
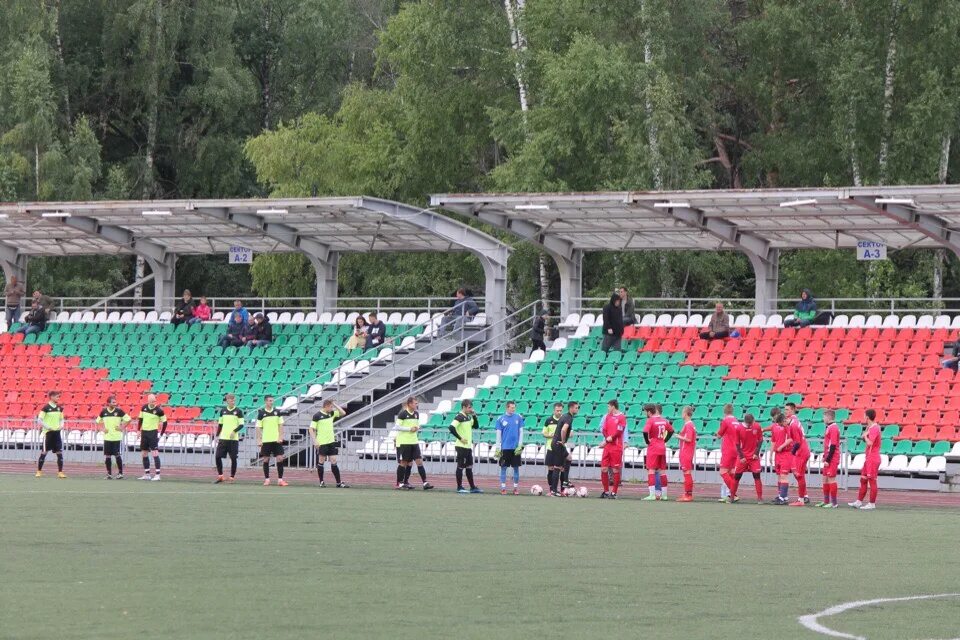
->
xmin=43 ymin=295 xmax=484 ymax=317
xmin=575 ymin=297 xmax=960 ymax=317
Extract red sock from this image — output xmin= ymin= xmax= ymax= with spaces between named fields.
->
xmin=731 ymin=475 xmax=741 ymax=497
xmin=754 ymin=477 xmax=763 ymax=500
xmin=831 ymin=484 xmax=838 ymax=503
xmin=647 ymin=472 xmax=656 ymax=488
xmin=858 ymin=478 xmax=868 ymax=501
xmin=869 ymin=479 xmax=878 ymax=503
xmin=823 ymin=485 xmax=830 ymax=503
xmin=660 ymin=474 xmax=667 ymax=489
xmin=796 ymin=473 xmax=807 ymax=497
xmin=720 ymin=472 xmax=734 ymax=494
xmin=683 ymin=471 xmax=693 ymax=495
xmin=601 ymin=471 xmax=610 ymax=492
xmin=613 ymin=471 xmax=621 ymax=493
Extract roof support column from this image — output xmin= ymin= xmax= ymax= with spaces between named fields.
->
xmin=555 ymin=249 xmax=583 ymax=317
xmin=146 ymin=253 xmax=177 ymax=313
xmin=0 ymin=244 xmax=28 ymax=290
xmin=309 ymin=252 xmax=339 ymax=314
xmin=747 ymin=248 xmax=779 ymax=316
xmin=480 ymin=251 xmax=509 ymax=346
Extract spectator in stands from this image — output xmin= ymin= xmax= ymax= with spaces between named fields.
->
xmin=218 ymin=312 xmax=247 ymax=349
xmin=365 ymin=312 xmax=387 ymax=351
xmin=32 ymin=290 xmax=53 ymax=309
xmin=246 ymin=313 xmax=273 ymax=348
xmin=345 ymin=315 xmax=368 ymax=350
xmin=171 ymin=290 xmax=195 ymax=327
xmin=189 ymin=296 xmax=212 ymax=325
xmin=942 ymin=338 xmax=960 ymax=372
xmin=440 ymin=288 xmax=479 ymax=335
xmin=15 ymin=301 xmax=47 ymax=336
xmin=4 ymin=275 xmax=25 ymax=328
xmin=618 ymin=287 xmax=637 ymax=326
xmin=531 ymin=309 xmax=549 ymax=352
xmin=783 ymin=289 xmax=830 ymax=327
xmin=601 ymin=293 xmax=625 ymax=353
xmin=232 ymin=299 xmax=250 ymax=324
xmin=700 ymin=302 xmax=731 ymax=340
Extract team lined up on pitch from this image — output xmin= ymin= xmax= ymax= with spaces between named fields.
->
xmin=32 ymin=388 xmax=884 ymax=509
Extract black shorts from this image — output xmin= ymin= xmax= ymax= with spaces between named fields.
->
xmin=103 ymin=440 xmax=122 ymax=456
xmin=545 ymin=443 xmax=569 ymax=467
xmin=140 ymin=430 xmax=160 ymax=452
xmin=260 ymin=442 xmax=285 ymax=458
xmin=397 ymin=443 xmax=422 ymax=462
xmin=499 ymin=448 xmax=521 ymax=468
xmin=43 ymin=431 xmax=63 ymax=453
xmin=316 ymin=442 xmax=339 ymax=457
xmin=455 ymin=447 xmax=474 ymax=467
xmin=216 ymin=440 xmax=239 ymax=458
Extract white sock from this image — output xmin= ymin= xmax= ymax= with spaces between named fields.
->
xmin=648 ymin=486 xmax=656 ymax=496
xmin=661 ymin=487 xmax=667 ymax=498
xmin=720 ymin=484 xmax=729 ymax=498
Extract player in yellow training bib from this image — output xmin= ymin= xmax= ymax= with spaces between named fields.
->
xmin=309 ymin=399 xmax=349 ymax=488
xmin=97 ymin=396 xmax=131 ymax=479
xmin=35 ymin=391 xmax=66 ymax=478
xmin=257 ymin=395 xmax=287 ymax=486
xmin=214 ymin=393 xmax=244 ymax=483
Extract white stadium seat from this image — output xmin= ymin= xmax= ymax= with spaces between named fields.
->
xmin=915 ymin=314 xmax=934 ymax=328
xmin=639 ymin=313 xmax=656 ymax=326
xmin=345 ymin=312 xmax=360 ymax=324
xmin=907 ymin=456 xmax=928 ymax=473
xmin=211 ymin=311 xmax=224 ymax=322
xmin=158 ymin=311 xmax=171 ymax=322
xmin=504 ymin=362 xmax=523 ymax=377
xmin=898 ymin=314 xmax=917 ymax=328
xmin=118 ymin=311 xmax=132 ymax=322
xmin=276 ymin=312 xmax=292 ymax=323
xmin=69 ymin=311 xmax=84 ymax=322
xmin=579 ymin=313 xmax=596 ymax=327
xmin=93 ymin=311 xmax=108 ymax=322
xmin=951 ymin=442 xmax=960 ymax=456
xmin=559 ymin=313 xmax=580 ymax=328
xmin=317 ymin=312 xmax=333 ymax=324
xmin=749 ymin=314 xmax=767 ymax=327
xmin=655 ymin=313 xmax=672 ymax=327
xmin=351 ymin=360 xmax=370 ymax=376
xmin=330 ymin=312 xmax=347 ymax=324
xmin=886 ymin=454 xmax=908 ymax=473
xmin=573 ymin=325 xmax=591 ymax=338
xmin=401 ymin=312 xmax=417 ymax=324
xmin=688 ymin=313 xmax=704 ymax=327
xmin=670 ymin=314 xmax=688 ymax=327
xmin=433 ymin=399 xmax=452 ymax=415
xmin=850 ymin=454 xmax=865 ymax=472
xmin=733 ymin=314 xmax=750 ymax=327
xmin=951 ymin=315 xmax=960 ymax=330
xmin=548 ymin=337 xmax=567 ymax=351
xmin=480 ymin=374 xmax=500 ymax=388
xmin=881 ymin=315 xmax=899 ymax=328
xmin=848 ymin=314 xmax=866 ymax=328
xmin=765 ymin=314 xmax=783 ymax=327
xmin=934 ymin=315 xmax=951 ymax=329
xmin=415 ymin=312 xmax=430 ymax=325
xmin=865 ymin=315 xmax=883 ymax=328
xmin=526 ymin=349 xmax=545 ymax=363
xmin=928 ymin=456 xmax=947 ymax=473
xmin=831 ymin=314 xmax=848 ymax=327
xmin=372 ymin=348 xmax=393 ymax=364
xmin=386 ymin=312 xmax=402 ymax=325
xmin=290 ymin=312 xmax=306 ymax=323
xmin=279 ymin=396 xmax=298 ymax=412
xmin=303 ymin=311 xmax=319 ymax=323
xmin=458 ymin=386 xmax=476 ymax=401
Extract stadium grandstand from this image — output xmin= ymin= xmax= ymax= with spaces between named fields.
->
xmin=2 ymin=186 xmax=960 ymax=496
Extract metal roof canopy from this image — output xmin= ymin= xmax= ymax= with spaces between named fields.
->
xmin=431 ymin=185 xmax=960 ymax=315
xmin=0 ymin=197 xmax=510 ymax=323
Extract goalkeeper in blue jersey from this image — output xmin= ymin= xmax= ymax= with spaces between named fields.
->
xmin=495 ymin=401 xmax=525 ymax=495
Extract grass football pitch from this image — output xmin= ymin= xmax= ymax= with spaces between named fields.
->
xmin=3 ymin=475 xmax=959 ymax=640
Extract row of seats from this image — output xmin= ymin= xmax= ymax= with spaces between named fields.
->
xmin=561 ymin=311 xmax=960 ymax=330
xmin=43 ymin=309 xmax=436 ymax=326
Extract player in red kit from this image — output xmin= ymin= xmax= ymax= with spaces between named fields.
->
xmin=769 ymin=409 xmax=794 ymax=505
xmin=785 ymin=402 xmax=811 ymax=506
xmin=849 ymin=408 xmax=881 ymax=510
xmin=818 ymin=409 xmax=841 ymax=508
xmin=642 ymin=404 xmax=673 ymax=500
xmin=732 ymin=413 xmax=763 ymax=503
xmin=599 ymin=399 xmax=626 ymax=499
xmin=675 ymin=405 xmax=697 ymax=502
xmin=716 ymin=404 xmax=741 ymax=503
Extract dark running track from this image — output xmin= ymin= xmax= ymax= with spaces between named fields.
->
xmin=4 ymin=461 xmax=960 ymax=508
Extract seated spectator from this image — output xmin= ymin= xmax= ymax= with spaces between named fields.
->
xmin=700 ymin=302 xmax=731 ymax=340
xmin=942 ymin=337 xmax=960 ymax=372
xmin=189 ymin=296 xmax=212 ymax=325
xmin=440 ymin=288 xmax=480 ymax=335
xmin=218 ymin=312 xmax=247 ymax=349
xmin=171 ymin=290 xmax=195 ymax=327
xmin=365 ymin=312 xmax=387 ymax=351
xmin=783 ymin=289 xmax=831 ymax=327
xmin=15 ymin=302 xmax=47 ymax=337
xmin=5 ymin=275 xmax=25 ymax=328
xmin=345 ymin=316 xmax=368 ymax=349
xmin=618 ymin=287 xmax=637 ymax=326
xmin=246 ymin=313 xmax=273 ymax=348
xmin=601 ymin=293 xmax=625 ymax=353
xmin=32 ymin=290 xmax=53 ymax=310
xmin=232 ymin=299 xmax=250 ymax=325
xmin=531 ymin=309 xmax=549 ymax=352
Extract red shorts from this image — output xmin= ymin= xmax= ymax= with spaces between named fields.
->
xmin=601 ymin=447 xmax=623 ymax=468
xmin=792 ymin=452 xmax=810 ymax=475
xmin=822 ymin=457 xmax=840 ymax=478
xmin=861 ymin=457 xmax=881 ymax=480
xmin=645 ymin=452 xmax=666 ymax=470
xmin=679 ymin=455 xmax=694 ymax=472
xmin=735 ymin=457 xmax=761 ymax=475
xmin=719 ymin=450 xmax=738 ymax=470
xmin=774 ymin=453 xmax=795 ymax=475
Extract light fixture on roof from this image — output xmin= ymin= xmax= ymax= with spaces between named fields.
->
xmin=875 ymin=197 xmax=917 ymax=207
xmin=514 ymin=204 xmax=550 ymax=210
xmin=41 ymin=211 xmax=71 ymax=218
xmin=652 ymin=201 xmax=692 ymax=209
xmin=779 ymin=198 xmax=818 ymax=208
xmin=257 ymin=208 xmax=288 ymax=215
xmin=141 ymin=209 xmax=172 ymax=216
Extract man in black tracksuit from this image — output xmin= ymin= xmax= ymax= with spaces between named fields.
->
xmin=601 ymin=293 xmax=624 ymax=353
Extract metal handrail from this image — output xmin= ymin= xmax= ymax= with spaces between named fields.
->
xmin=574 ymin=296 xmax=960 ymax=317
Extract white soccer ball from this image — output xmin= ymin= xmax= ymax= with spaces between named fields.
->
xmin=530 ymin=484 xmax=544 ymax=496
xmin=564 ymin=487 xmax=578 ymax=497
xmin=577 ymin=486 xmax=589 ymax=498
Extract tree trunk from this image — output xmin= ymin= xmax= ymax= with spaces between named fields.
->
xmin=934 ymin=134 xmax=951 ymax=304
xmin=50 ymin=0 xmax=71 ymax=124
xmin=34 ymin=143 xmax=40 ymax=199
xmin=839 ymin=0 xmax=862 ymax=187
xmin=877 ymin=0 xmax=901 ymax=186
xmin=503 ymin=0 xmax=530 ymax=128
xmin=538 ymin=254 xmax=550 ymax=309
xmin=261 ymin=3 xmax=274 ymax=130
xmin=641 ymin=0 xmax=663 ymax=191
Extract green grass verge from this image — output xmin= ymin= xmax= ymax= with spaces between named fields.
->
xmin=2 ymin=476 xmax=958 ymax=640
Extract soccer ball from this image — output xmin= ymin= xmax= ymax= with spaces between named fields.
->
xmin=530 ymin=484 xmax=544 ymax=496
xmin=564 ymin=487 xmax=577 ymax=497
xmin=577 ymin=486 xmax=589 ymax=498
